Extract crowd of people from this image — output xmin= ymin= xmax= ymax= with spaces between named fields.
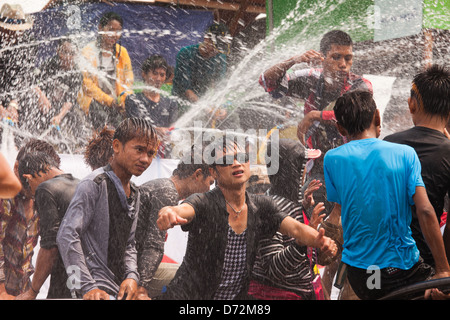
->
xmin=0 ymin=3 xmax=449 ymax=301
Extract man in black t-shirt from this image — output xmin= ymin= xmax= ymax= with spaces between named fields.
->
xmin=384 ymin=65 xmax=450 ymax=273
xmin=15 ymin=148 xmax=79 ymax=299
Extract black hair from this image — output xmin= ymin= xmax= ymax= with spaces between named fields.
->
xmin=208 ymin=132 xmax=249 ymax=166
xmin=113 ymin=118 xmax=158 ymax=146
xmin=99 ymin=11 xmax=123 ymax=28
xmin=334 ymin=90 xmax=377 ymax=136
xmin=320 ymin=30 xmax=353 ymax=56
xmin=141 ymin=55 xmax=171 ymax=80
xmin=16 ymin=139 xmax=61 ymax=167
xmin=411 ymin=64 xmax=450 ymax=120
xmin=18 ymin=151 xmax=59 ymax=189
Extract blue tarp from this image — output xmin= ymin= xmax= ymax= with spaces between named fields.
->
xmin=31 ymin=2 xmax=214 ymax=81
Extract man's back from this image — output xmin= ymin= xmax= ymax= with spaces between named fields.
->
xmin=385 ymin=126 xmax=450 ymax=265
xmin=324 ymin=138 xmax=423 ymax=270
xmin=35 ymin=173 xmax=79 ymax=299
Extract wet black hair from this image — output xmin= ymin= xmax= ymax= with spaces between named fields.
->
xmin=334 ymin=90 xmax=376 ymax=136
xmin=173 ymin=144 xmax=211 ymax=179
xmin=113 ymin=117 xmax=158 ymax=146
xmin=16 ymin=138 xmax=61 ymax=167
xmin=99 ymin=11 xmax=123 ymax=28
xmin=208 ymin=132 xmax=249 ymax=166
xmin=18 ymin=151 xmax=59 ymax=189
xmin=411 ymin=64 xmax=450 ymax=120
xmin=320 ymin=30 xmax=353 ymax=56
xmin=141 ymin=54 xmax=171 ymax=80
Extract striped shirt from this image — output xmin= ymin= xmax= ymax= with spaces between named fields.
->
xmin=250 ymin=195 xmax=315 ymax=299
xmin=0 ymin=196 xmax=39 ymax=296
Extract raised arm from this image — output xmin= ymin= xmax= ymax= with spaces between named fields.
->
xmin=261 ymin=50 xmax=324 ymax=86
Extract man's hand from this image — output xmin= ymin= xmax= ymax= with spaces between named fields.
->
xmin=15 ymin=288 xmax=38 ymax=300
xmin=303 ymin=179 xmax=322 ymax=209
xmin=135 ymin=286 xmax=151 ymax=300
xmin=157 ymin=206 xmax=189 ymax=231
xmin=0 ymin=292 xmax=15 ymax=300
xmin=297 ymin=111 xmax=321 ymax=144
xmin=117 ymin=278 xmax=137 ymax=300
xmin=309 ymin=202 xmax=326 ymax=230
xmin=83 ymin=288 xmax=110 ymax=300
xmin=314 ymin=228 xmax=337 ymax=258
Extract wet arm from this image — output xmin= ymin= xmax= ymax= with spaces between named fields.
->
xmin=156 ymin=203 xmax=195 ymax=231
xmin=16 ymin=247 xmax=58 ymax=300
xmin=279 ymin=216 xmax=336 ymax=256
xmin=262 ymin=50 xmax=323 ymax=87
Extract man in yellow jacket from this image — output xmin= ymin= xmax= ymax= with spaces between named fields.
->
xmin=78 ymin=12 xmax=134 ymax=130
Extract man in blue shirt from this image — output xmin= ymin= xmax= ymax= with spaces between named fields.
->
xmin=323 ymin=90 xmax=450 ymax=299
xmin=172 ymin=23 xmax=229 ymax=108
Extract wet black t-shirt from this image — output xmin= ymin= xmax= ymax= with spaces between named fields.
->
xmin=34 ymin=173 xmax=80 ymax=299
xmin=384 ymin=126 xmax=450 ymax=266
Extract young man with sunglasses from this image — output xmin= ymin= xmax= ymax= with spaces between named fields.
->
xmin=156 ymin=135 xmax=337 ymax=300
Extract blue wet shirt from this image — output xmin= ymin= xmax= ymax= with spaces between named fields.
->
xmin=324 ymin=138 xmax=423 ymax=270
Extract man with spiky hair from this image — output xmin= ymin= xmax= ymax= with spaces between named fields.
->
xmin=0 ymin=139 xmax=60 ymax=300
xmin=57 ymin=118 xmax=159 ymax=300
xmin=384 ymin=65 xmax=450 ymax=271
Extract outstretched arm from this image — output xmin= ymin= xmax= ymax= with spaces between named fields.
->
xmin=157 ymin=203 xmax=195 ymax=231
xmin=278 ymin=216 xmax=337 ymax=257
xmin=262 ymin=50 xmax=324 ymax=85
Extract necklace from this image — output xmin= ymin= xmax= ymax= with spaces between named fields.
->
xmin=224 ymin=198 xmax=244 ymax=215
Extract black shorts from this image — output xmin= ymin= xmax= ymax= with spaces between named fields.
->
xmin=346 ymin=257 xmax=434 ymax=300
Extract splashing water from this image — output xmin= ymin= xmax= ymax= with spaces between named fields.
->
xmin=0 ymin=1 xmax=448 ymax=163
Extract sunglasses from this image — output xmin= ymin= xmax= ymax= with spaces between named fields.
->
xmin=215 ymin=153 xmax=249 ymax=167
